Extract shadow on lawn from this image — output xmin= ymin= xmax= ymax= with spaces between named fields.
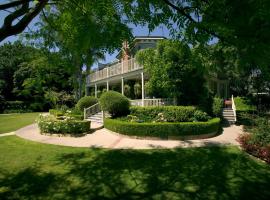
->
xmin=1 ymin=147 xmax=270 ymax=200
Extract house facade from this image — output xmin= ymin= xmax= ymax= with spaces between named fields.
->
xmin=86 ymin=36 xmax=229 ymax=106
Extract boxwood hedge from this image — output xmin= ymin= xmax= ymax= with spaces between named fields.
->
xmin=104 ymin=118 xmax=220 ymax=139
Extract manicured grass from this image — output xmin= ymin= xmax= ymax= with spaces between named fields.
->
xmin=0 ymin=136 xmax=270 ymax=200
xmin=0 ymin=113 xmax=40 ymax=134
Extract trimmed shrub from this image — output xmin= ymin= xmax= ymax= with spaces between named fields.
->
xmin=104 ymin=118 xmax=220 ymax=139
xmin=76 ymin=96 xmax=98 ymax=111
xmin=212 ymin=97 xmax=223 ymax=117
xmin=130 ymin=106 xmax=196 ymax=122
xmin=99 ymin=91 xmax=130 ymax=118
xmin=37 ymin=115 xmax=90 ymax=135
xmin=193 ymin=110 xmax=210 ymax=122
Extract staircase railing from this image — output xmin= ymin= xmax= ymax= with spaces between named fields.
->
xmin=231 ymin=95 xmax=237 ymax=122
xmin=84 ymin=103 xmax=101 ymax=120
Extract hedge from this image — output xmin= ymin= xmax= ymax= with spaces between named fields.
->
xmin=130 ymin=106 xmax=196 ymax=122
xmin=104 ymin=118 xmax=220 ymax=139
xmin=38 ymin=115 xmax=90 ymax=135
xmin=49 ymin=109 xmax=64 ymax=116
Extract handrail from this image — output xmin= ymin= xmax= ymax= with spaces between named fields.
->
xmin=231 ymin=95 xmax=237 ymax=122
xmin=84 ymin=103 xmax=101 ymax=120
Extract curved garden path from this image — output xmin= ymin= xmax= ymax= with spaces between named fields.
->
xmin=15 ymin=123 xmax=243 ymax=149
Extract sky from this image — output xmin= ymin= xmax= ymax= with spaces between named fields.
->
xmin=0 ymin=10 xmax=171 ymax=67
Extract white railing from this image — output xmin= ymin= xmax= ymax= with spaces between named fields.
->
xmin=84 ymin=103 xmax=101 ymax=120
xmin=231 ymin=95 xmax=237 ymax=122
xmin=130 ymin=99 xmax=175 ymax=107
xmin=88 ymin=58 xmax=143 ymax=83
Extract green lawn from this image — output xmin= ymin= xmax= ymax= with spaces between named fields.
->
xmin=0 ymin=136 xmax=270 ymax=200
xmin=0 ymin=113 xmax=40 ymax=134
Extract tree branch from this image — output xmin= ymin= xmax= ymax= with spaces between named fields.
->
xmin=0 ymin=0 xmax=49 ymax=41
xmin=0 ymin=0 xmax=31 ymax=10
xmin=162 ymin=0 xmax=225 ymax=42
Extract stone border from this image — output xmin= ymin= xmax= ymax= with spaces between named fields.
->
xmin=106 ymin=129 xmax=219 ymax=140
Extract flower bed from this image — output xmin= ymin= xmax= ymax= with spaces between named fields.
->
xmin=37 ymin=115 xmax=90 ymax=135
xmin=104 ymin=118 xmax=220 ymax=139
xmin=129 ymin=106 xmax=209 ymax=122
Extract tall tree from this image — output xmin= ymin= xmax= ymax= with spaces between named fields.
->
xmin=136 ymin=40 xmax=207 ymax=105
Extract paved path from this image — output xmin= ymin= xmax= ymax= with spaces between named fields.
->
xmin=0 ymin=132 xmax=15 ymax=137
xmin=14 ymin=123 xmax=243 ymax=149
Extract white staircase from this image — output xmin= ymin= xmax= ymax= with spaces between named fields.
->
xmin=87 ymin=112 xmax=103 ymax=124
xmin=222 ymin=108 xmax=236 ymax=124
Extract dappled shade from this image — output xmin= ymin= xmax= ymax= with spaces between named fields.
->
xmin=0 ymin=136 xmax=270 ymax=200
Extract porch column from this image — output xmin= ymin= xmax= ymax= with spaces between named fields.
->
xmin=141 ymin=72 xmax=145 ymax=106
xmin=121 ymin=77 xmax=124 ymax=95
xmin=121 ymin=60 xmax=124 ymax=74
xmin=94 ymin=84 xmax=97 ymax=98
xmin=106 ymin=81 xmax=109 ymax=91
xmin=85 ymin=86 xmax=90 ymax=96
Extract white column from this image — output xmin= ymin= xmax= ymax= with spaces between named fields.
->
xmin=106 ymin=81 xmax=109 ymax=91
xmin=95 ymin=84 xmax=97 ymax=98
xmin=107 ymin=67 xmax=109 ymax=78
xmin=141 ymin=72 xmax=145 ymax=106
xmin=121 ymin=60 xmax=124 ymax=74
xmin=121 ymin=77 xmax=124 ymax=95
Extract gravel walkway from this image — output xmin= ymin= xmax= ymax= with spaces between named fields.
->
xmin=14 ymin=123 xmax=243 ymax=149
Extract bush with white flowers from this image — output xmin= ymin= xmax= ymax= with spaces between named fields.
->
xmin=37 ymin=114 xmax=90 ymax=135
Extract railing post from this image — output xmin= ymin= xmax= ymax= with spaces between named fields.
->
xmin=141 ymin=72 xmax=145 ymax=106
xmin=84 ymin=108 xmax=86 ymax=120
xmin=102 ymin=110 xmax=105 ymax=123
xmin=231 ymin=95 xmax=237 ymax=122
xmin=95 ymin=84 xmax=97 ymax=98
xmin=121 ymin=77 xmax=124 ymax=95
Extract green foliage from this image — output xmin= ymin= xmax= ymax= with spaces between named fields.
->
xmin=130 ymin=106 xmax=196 ymax=122
xmin=124 ymin=84 xmax=131 ymax=98
xmin=49 ymin=108 xmax=83 ymax=120
xmin=37 ymin=115 xmax=90 ymax=134
xmin=0 ymin=95 xmax=6 ymax=113
xmin=99 ymin=91 xmax=130 ymax=118
xmin=212 ymin=97 xmax=224 ymax=117
xmin=234 ymin=97 xmax=256 ymax=112
xmin=76 ymin=96 xmax=98 ymax=111
xmin=104 ymin=118 xmax=220 ymax=139
xmin=134 ymin=83 xmax=141 ymax=98
xmin=49 ymin=109 xmax=64 ymax=117
xmin=193 ymin=110 xmax=210 ymax=122
xmin=3 ymin=101 xmax=33 ymax=113
xmin=251 ymin=119 xmax=270 ymax=147
xmin=136 ymin=40 xmax=207 ymax=105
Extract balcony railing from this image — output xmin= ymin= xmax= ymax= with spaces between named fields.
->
xmin=87 ymin=58 xmax=143 ymax=84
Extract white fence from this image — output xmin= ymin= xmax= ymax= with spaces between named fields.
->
xmin=130 ymin=99 xmax=176 ymax=107
xmin=88 ymin=58 xmax=143 ymax=83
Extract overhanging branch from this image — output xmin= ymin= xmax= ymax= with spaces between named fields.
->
xmin=0 ymin=0 xmax=49 ymax=41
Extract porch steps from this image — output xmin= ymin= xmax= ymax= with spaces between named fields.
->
xmin=222 ymin=108 xmax=236 ymax=124
xmin=87 ymin=112 xmax=103 ymax=124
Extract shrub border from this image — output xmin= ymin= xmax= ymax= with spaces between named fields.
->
xmin=104 ymin=118 xmax=221 ymax=140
